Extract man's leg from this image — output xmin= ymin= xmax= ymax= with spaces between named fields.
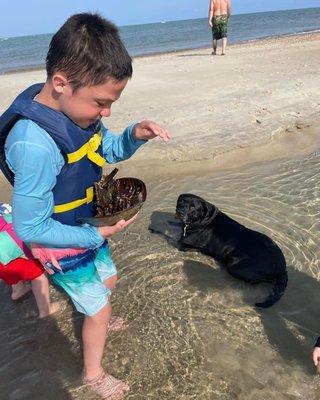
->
xmin=212 ymin=39 xmax=217 ymax=55
xmin=222 ymin=37 xmax=228 ymax=55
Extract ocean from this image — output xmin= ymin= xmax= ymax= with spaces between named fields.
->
xmin=0 ymin=7 xmax=320 ymax=74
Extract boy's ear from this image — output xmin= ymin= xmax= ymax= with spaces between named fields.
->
xmin=51 ymin=73 xmax=69 ymax=94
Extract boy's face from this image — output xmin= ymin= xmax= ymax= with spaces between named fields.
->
xmin=56 ymin=77 xmax=128 ymax=129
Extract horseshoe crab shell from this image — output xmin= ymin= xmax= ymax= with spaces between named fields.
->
xmin=78 ymin=169 xmax=147 ymax=227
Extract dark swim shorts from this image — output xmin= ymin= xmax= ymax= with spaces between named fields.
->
xmin=212 ymin=15 xmax=229 ymax=40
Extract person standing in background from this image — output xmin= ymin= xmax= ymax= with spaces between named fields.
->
xmin=208 ymin=0 xmax=232 ymax=55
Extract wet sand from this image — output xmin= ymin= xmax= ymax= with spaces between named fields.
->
xmin=1 ymin=33 xmax=320 ymax=399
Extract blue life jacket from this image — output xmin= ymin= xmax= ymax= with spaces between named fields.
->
xmin=0 ymin=83 xmax=106 ymax=226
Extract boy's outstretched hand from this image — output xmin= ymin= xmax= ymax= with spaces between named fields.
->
xmin=133 ymin=120 xmax=172 ymax=142
xmin=98 ymin=212 xmax=139 ymax=239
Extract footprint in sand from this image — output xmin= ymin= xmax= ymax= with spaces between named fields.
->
xmin=281 ymin=111 xmax=301 ymax=118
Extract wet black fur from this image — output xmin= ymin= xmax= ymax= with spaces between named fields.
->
xmin=176 ymin=194 xmax=288 ymax=308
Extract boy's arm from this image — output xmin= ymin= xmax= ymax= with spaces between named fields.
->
xmin=6 ymin=119 xmax=169 ymax=248
xmin=102 ymin=123 xmax=146 ymax=163
xmin=5 ymin=121 xmax=104 ymax=248
xmin=102 ymin=120 xmax=171 ymax=163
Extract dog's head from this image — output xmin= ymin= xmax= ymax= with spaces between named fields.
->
xmin=176 ymin=194 xmax=218 ymax=228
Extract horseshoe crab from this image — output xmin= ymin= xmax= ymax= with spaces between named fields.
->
xmin=78 ymin=168 xmax=147 ymax=226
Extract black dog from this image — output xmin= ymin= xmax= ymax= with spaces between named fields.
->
xmin=176 ymin=194 xmax=288 ymax=308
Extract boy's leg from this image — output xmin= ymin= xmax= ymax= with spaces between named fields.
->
xmin=49 ymin=257 xmax=130 ymax=398
xmin=104 ymin=275 xmax=128 ymax=332
xmin=82 ymin=297 xmax=129 ymax=398
xmin=104 ymin=274 xmax=117 ymax=292
xmin=82 ymin=302 xmax=111 ymax=380
xmin=31 ymin=273 xmax=60 ymax=318
xmin=94 ymin=245 xmax=127 ymax=332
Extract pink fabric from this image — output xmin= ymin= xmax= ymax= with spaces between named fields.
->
xmin=31 ymin=244 xmax=87 ymax=271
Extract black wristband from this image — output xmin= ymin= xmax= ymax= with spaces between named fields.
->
xmin=314 ymin=337 xmax=320 ymax=348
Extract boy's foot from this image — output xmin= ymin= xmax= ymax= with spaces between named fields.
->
xmin=38 ymin=301 xmax=61 ymax=319
xmin=84 ymin=372 xmax=129 ymax=399
xmin=211 ymin=51 xmax=216 ymax=55
xmin=108 ymin=316 xmax=128 ymax=332
xmin=11 ymin=282 xmax=32 ymax=301
xmin=221 ymin=53 xmax=226 ymax=56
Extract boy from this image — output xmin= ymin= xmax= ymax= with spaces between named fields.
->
xmin=0 ymin=203 xmax=59 ymax=317
xmin=0 ymin=13 xmax=171 ymax=399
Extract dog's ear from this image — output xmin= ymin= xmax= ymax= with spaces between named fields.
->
xmin=193 ymin=198 xmax=217 ymax=225
xmin=200 ymin=199 xmax=212 ymax=217
xmin=176 ymin=194 xmax=216 ymax=225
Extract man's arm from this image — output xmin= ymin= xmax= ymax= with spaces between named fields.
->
xmin=227 ymin=0 xmax=232 ymax=17
xmin=208 ymin=0 xmax=214 ymax=27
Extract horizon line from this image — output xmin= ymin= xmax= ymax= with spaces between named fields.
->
xmin=0 ymin=6 xmax=319 ymax=39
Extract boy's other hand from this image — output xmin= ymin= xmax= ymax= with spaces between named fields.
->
xmin=312 ymin=347 xmax=320 ymax=366
xmin=133 ymin=120 xmax=172 ymax=142
xmin=98 ymin=212 xmax=139 ymax=239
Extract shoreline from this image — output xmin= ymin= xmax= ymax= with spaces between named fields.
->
xmin=1 ymin=31 xmax=320 ymax=194
xmin=1 ymin=30 xmax=319 ymax=75
xmin=118 ymin=121 xmax=320 ymax=181
xmin=1 ymin=120 xmax=318 ymax=198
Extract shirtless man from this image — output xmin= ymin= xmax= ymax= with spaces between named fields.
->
xmin=208 ymin=0 xmax=232 ymax=55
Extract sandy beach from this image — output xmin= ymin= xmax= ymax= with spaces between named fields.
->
xmin=1 ymin=33 xmax=320 ymax=399
xmin=1 ymin=33 xmax=320 ymax=182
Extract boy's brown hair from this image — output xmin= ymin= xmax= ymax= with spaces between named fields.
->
xmin=46 ymin=13 xmax=132 ymax=90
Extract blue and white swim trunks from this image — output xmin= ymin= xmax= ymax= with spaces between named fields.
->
xmin=50 ymin=243 xmax=117 ymax=316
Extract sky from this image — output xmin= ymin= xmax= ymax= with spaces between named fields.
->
xmin=0 ymin=0 xmax=319 ymax=37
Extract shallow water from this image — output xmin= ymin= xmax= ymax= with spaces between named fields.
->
xmin=1 ymin=152 xmax=320 ymax=399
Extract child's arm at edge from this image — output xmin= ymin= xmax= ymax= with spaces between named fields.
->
xmin=313 ymin=337 xmax=320 ymax=367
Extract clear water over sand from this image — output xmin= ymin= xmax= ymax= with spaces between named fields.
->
xmin=1 ymin=151 xmax=320 ymax=399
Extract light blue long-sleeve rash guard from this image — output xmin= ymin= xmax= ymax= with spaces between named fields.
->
xmin=5 ymin=119 xmax=145 ymax=248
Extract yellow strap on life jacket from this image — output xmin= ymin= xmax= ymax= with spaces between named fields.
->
xmin=67 ymin=130 xmax=106 ymax=167
xmin=54 ymin=186 xmax=94 ymax=213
